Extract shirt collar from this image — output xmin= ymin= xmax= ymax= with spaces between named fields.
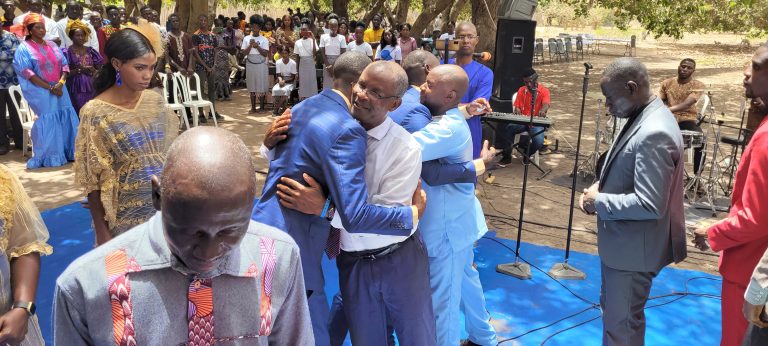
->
xmin=367 ymin=116 xmax=394 ymax=141
xmin=410 ymin=85 xmax=421 ymax=92
xmin=132 ymin=212 xmax=258 ymax=279
xmin=332 ymin=89 xmax=352 ymax=111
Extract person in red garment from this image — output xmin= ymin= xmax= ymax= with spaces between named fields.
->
xmin=693 ymin=44 xmax=768 ymax=346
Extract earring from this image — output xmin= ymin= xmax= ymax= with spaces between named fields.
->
xmin=116 ymin=70 xmax=122 ymax=86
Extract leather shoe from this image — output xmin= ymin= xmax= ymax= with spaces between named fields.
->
xmin=0 ymin=143 xmax=9 ymax=155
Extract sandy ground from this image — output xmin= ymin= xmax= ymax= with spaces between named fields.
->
xmin=2 ymin=27 xmax=758 ymax=275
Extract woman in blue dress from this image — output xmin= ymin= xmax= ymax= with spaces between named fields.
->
xmin=12 ymin=14 xmax=79 ymax=169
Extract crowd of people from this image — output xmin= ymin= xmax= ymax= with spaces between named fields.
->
xmin=0 ymin=3 xmax=463 ymax=167
xmin=0 ymin=2 xmax=767 ymax=346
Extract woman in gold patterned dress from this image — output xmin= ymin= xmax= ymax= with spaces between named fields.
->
xmin=74 ymin=20 xmax=177 ymax=245
xmin=0 ymin=164 xmax=53 ymax=346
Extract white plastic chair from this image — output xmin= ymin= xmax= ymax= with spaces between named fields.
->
xmin=160 ymin=73 xmax=190 ymax=130
xmin=8 ymin=85 xmax=34 ymax=157
xmin=174 ymin=72 xmax=217 ymax=127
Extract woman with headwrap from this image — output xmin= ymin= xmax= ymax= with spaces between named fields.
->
xmin=62 ymin=20 xmax=103 ymax=114
xmin=12 ymin=13 xmax=79 ymax=169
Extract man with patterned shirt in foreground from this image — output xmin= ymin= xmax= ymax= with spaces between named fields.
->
xmin=53 ymin=127 xmax=313 ymax=345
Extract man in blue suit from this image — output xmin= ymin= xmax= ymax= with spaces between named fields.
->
xmin=252 ymin=51 xmax=426 ymax=346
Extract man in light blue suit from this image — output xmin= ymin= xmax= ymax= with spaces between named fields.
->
xmin=410 ymin=64 xmax=489 ymax=345
xmin=397 ymin=50 xmax=498 ymax=346
xmin=251 ymin=51 xmax=426 ymax=346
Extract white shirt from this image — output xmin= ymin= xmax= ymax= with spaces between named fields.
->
xmin=438 ymin=33 xmax=455 ymax=40
xmin=276 ymin=58 xmax=297 ymax=79
xmin=240 ymin=34 xmax=269 ymax=55
xmin=332 ymin=117 xmax=422 ymax=251
xmin=14 ymin=13 xmax=59 ymax=41
xmin=294 ymin=37 xmax=316 ymax=57
xmin=346 ymin=40 xmax=373 ymax=57
xmin=319 ymin=33 xmax=346 ymax=56
xmin=375 ymin=45 xmax=402 ymax=61
xmin=54 ymin=18 xmax=99 ymax=50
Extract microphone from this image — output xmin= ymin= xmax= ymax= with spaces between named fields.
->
xmin=473 ymin=52 xmax=492 ymax=62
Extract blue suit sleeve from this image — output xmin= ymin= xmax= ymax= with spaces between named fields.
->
xmin=420 ymin=160 xmax=476 ymax=185
xmin=322 ymin=126 xmax=414 ymax=235
xmin=402 ymin=105 xmax=432 ymax=134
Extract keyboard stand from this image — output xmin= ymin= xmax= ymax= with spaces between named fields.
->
xmin=511 ymin=127 xmax=552 ymax=180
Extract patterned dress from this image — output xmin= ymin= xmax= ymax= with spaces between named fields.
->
xmin=62 ymin=46 xmax=103 ymax=114
xmin=74 ymin=89 xmax=179 ymax=237
xmin=0 ymin=164 xmax=52 ymax=346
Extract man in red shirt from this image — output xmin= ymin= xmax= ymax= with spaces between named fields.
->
xmin=693 ymin=44 xmax=768 ymax=346
xmin=496 ymin=68 xmax=551 ymax=164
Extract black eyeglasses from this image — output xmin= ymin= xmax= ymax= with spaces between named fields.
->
xmin=353 ymin=82 xmax=399 ymax=100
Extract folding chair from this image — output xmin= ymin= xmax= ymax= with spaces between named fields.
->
xmin=533 ymin=38 xmax=545 ymax=64
xmin=547 ymin=39 xmax=558 ymax=63
xmin=174 ymin=72 xmax=218 ymax=127
xmin=159 ymin=73 xmax=190 ymax=130
xmin=556 ymin=39 xmax=568 ymax=62
xmin=575 ymin=36 xmax=585 ymax=60
xmin=564 ymin=37 xmax=574 ymax=62
xmin=624 ymin=35 xmax=636 ymax=56
xmin=8 ymin=85 xmax=34 ymax=157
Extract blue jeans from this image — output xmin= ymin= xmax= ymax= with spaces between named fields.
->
xmin=497 ymin=124 xmax=545 ymax=156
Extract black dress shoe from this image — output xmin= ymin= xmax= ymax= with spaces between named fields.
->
xmin=499 ymin=154 xmax=512 ymax=165
xmin=0 ymin=143 xmax=9 ymax=155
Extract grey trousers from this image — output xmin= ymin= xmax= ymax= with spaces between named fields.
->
xmin=600 ymin=262 xmax=658 ymax=346
xmin=743 ymin=324 xmax=768 ymax=346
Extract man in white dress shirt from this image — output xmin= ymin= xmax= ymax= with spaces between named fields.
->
xmin=276 ymin=61 xmax=436 ymax=345
xmin=13 ymin=0 xmax=59 ymax=44
xmin=54 ymin=1 xmax=98 ymax=50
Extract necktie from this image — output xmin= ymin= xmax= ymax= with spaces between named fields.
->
xmin=188 ymin=278 xmax=214 ymax=346
xmin=325 ymin=226 xmax=341 ymax=259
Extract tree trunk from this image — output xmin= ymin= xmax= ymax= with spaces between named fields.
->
xmin=148 ymin=0 xmax=162 ymax=14
xmin=361 ymin=0 xmax=387 ymax=25
xmin=176 ymin=0 xmax=210 ymax=33
xmin=470 ymin=0 xmax=499 ymax=66
xmin=449 ymin=0 xmax=468 ymax=23
xmin=438 ymin=3 xmax=452 ymax=32
xmin=395 ymin=0 xmax=411 ymax=25
xmin=411 ymin=0 xmax=456 ymax=38
xmin=124 ymin=0 xmax=145 ymax=18
xmin=332 ymin=0 xmax=349 ymax=19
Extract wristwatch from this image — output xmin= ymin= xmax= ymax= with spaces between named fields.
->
xmin=12 ymin=301 xmax=36 ymax=315
xmin=325 ymin=204 xmax=336 ymax=221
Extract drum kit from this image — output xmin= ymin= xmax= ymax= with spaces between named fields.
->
xmin=577 ymin=91 xmax=749 ymax=216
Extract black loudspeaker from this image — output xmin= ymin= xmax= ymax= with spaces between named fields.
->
xmin=498 ymin=0 xmax=537 ymax=20
xmin=490 ymin=19 xmax=536 ymax=113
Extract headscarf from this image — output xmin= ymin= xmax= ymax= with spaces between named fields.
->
xmin=122 ymin=18 xmax=165 ymax=59
xmin=9 ymin=13 xmax=44 ymax=38
xmin=66 ymin=19 xmax=91 ymax=42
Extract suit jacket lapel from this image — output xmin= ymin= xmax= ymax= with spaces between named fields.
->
xmin=600 ymin=98 xmax=663 ymax=187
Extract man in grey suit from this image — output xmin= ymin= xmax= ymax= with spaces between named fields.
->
xmin=579 ymin=58 xmax=687 ymax=345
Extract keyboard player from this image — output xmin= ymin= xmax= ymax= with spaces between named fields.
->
xmin=496 ymin=68 xmax=551 ymax=164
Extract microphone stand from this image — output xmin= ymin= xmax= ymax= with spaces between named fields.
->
xmin=443 ymin=38 xmax=450 ymax=64
xmin=549 ymin=63 xmax=592 ymax=280
xmin=496 ymin=80 xmax=540 ymax=280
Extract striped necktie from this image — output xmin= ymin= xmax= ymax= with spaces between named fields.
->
xmin=188 ymin=277 xmax=214 ymax=346
xmin=325 ymin=226 xmax=341 ymax=259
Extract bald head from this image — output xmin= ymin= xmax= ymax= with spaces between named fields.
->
xmin=455 ymin=22 xmax=477 ymax=35
xmin=602 ymin=57 xmax=650 ymax=89
xmin=160 ymin=127 xmax=256 ymax=203
xmin=403 ymin=50 xmax=440 ymax=86
xmin=333 ymin=51 xmax=371 ymax=85
xmin=432 ymin=64 xmax=469 ymax=99
xmin=421 ymin=64 xmax=469 ymax=115
xmin=369 ymin=61 xmax=409 ymax=97
xmin=600 ymin=58 xmax=654 ymax=118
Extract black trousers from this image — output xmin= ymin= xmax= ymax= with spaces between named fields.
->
xmin=743 ymin=324 xmax=768 ymax=346
xmin=0 ymin=88 xmax=22 ymax=148
xmin=679 ymin=120 xmax=705 ymax=174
